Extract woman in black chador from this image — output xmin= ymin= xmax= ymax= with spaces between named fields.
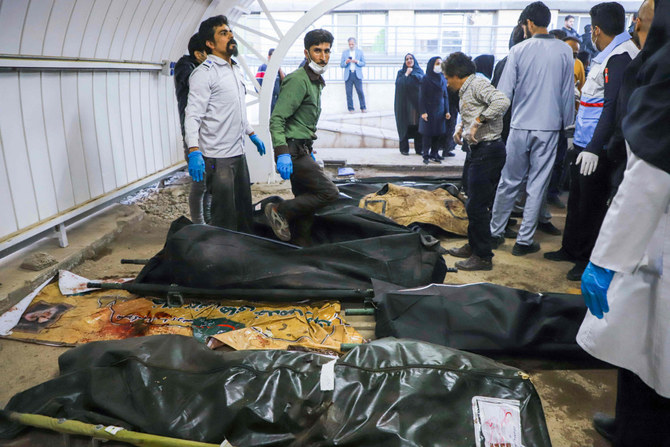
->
xmin=419 ymin=56 xmax=449 ymax=164
xmin=394 ymin=53 xmax=424 ymax=155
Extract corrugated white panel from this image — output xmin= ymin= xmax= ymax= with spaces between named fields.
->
xmin=95 ymin=0 xmax=127 ymax=59
xmin=148 ymin=74 xmax=163 ymax=170
xmin=108 ymin=0 xmax=140 ymax=60
xmin=60 ymin=73 xmax=91 ymax=205
xmin=156 ymin=74 xmax=171 ymax=168
xmin=120 ymin=0 xmax=152 ymax=61
xmin=152 ymin=0 xmax=185 ymax=62
xmin=42 ymin=0 xmax=77 ymax=56
xmin=19 ymin=73 xmax=59 ymax=220
xmin=0 ymin=73 xmax=39 ymax=228
xmin=118 ymin=72 xmax=139 ymax=182
xmin=41 ymin=72 xmax=76 ymax=212
xmin=141 ymin=0 xmax=174 ymax=62
xmin=0 ymin=0 xmax=29 ymax=54
xmin=20 ymin=0 xmax=54 ymax=56
xmin=139 ymin=72 xmax=156 ymax=174
xmin=132 ymin=0 xmax=163 ymax=61
xmin=128 ymin=71 xmax=147 ymax=179
xmin=61 ymin=0 xmax=95 ymax=57
xmin=0 ymin=132 xmax=19 ymax=236
xmin=92 ymin=72 xmax=117 ymax=193
xmin=105 ymin=72 xmax=129 ymax=187
xmin=80 ymin=0 xmax=112 ymax=58
xmin=168 ymin=1 xmax=214 ymax=62
xmin=164 ymin=74 xmax=181 ymax=163
xmin=77 ymin=72 xmax=105 ymax=198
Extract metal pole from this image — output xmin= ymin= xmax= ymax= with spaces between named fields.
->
xmin=2 ymin=411 xmax=220 ymax=447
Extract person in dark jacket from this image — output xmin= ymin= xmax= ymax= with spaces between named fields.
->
xmin=394 ymin=54 xmax=424 ymax=155
xmin=581 ymin=24 xmax=600 ymax=59
xmin=173 ymin=33 xmax=210 ymax=224
xmin=419 ymin=56 xmax=449 ymax=164
xmin=255 ymin=48 xmax=285 ymax=113
xmin=473 ymin=54 xmax=495 ymax=79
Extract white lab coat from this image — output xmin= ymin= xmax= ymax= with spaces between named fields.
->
xmin=577 ymin=145 xmax=670 ymax=398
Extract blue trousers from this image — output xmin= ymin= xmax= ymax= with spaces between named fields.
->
xmin=345 ymin=72 xmax=366 ymax=111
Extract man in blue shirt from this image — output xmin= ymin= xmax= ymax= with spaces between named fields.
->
xmin=489 ymin=1 xmax=574 ymax=256
xmin=340 ymin=37 xmax=367 ymax=113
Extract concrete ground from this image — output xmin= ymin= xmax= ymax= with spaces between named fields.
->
xmin=0 ymin=167 xmax=615 ymax=447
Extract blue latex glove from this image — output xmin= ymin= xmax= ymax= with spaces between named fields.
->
xmin=249 ymin=134 xmax=265 ymax=156
xmin=276 ymin=154 xmax=293 ymax=180
xmin=581 ymin=262 xmax=615 ymax=319
xmin=188 ymin=150 xmax=205 ymax=182
xmin=311 ymin=152 xmax=316 ymax=162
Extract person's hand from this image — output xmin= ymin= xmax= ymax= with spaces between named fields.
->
xmin=445 ymin=113 xmax=451 ymax=120
xmin=576 ymin=152 xmax=598 ymax=176
xmin=276 ymin=154 xmax=293 ymax=180
xmin=249 ymin=134 xmax=265 ymax=156
xmin=581 ymin=262 xmax=615 ymax=319
xmin=188 ymin=150 xmax=205 ymax=182
xmin=421 ymin=113 xmax=428 ymax=121
xmin=468 ymin=121 xmax=482 ymax=144
xmin=453 ymin=126 xmax=463 ymax=145
xmin=406 ymin=67 xmax=412 ymax=76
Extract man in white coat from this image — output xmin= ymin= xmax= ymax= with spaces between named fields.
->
xmin=577 ymin=1 xmax=669 ymax=444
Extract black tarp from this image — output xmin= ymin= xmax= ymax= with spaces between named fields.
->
xmin=135 ymin=217 xmax=447 ymax=294
xmin=373 ymin=280 xmax=588 ymax=358
xmin=0 ymin=335 xmax=552 ymax=446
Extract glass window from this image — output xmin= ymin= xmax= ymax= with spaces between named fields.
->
xmin=360 ymin=13 xmax=387 ymax=55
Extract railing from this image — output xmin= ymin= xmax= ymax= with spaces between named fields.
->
xmin=238 ymin=23 xmax=515 ymax=83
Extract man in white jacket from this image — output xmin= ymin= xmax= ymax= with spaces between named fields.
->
xmin=577 ymin=1 xmax=669 ymax=443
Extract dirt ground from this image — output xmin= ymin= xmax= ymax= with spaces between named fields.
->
xmin=0 ymin=172 xmax=614 ymax=446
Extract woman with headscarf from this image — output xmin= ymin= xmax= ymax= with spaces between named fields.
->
xmin=419 ymin=56 xmax=449 ymax=164
xmin=394 ymin=53 xmax=424 ymax=155
xmin=577 ymin=0 xmax=670 ymax=444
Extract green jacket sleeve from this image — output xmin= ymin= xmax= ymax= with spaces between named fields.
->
xmin=269 ymin=74 xmax=307 ymax=156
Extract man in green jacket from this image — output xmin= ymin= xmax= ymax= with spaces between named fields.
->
xmin=265 ymin=29 xmax=339 ymax=246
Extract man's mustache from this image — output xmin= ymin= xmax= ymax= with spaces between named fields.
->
xmin=228 ymin=39 xmax=238 ymax=47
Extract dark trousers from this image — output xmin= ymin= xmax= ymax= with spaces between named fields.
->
xmin=277 ymin=141 xmax=339 ymax=244
xmin=204 ymin=155 xmax=252 ymax=233
xmin=613 ymin=368 xmax=670 ymax=447
xmin=561 ymin=146 xmax=610 ymax=264
xmin=189 ymin=179 xmax=212 ymax=225
xmin=443 ymin=118 xmax=457 ymax=156
xmin=399 ymin=125 xmax=422 ymax=155
xmin=547 ymin=129 xmax=568 ymax=200
xmin=422 ymin=135 xmax=441 ymax=161
xmin=345 ymin=72 xmax=366 ymax=111
xmin=466 ymin=140 xmax=506 ymax=259
xmin=461 ymin=142 xmax=471 ymax=195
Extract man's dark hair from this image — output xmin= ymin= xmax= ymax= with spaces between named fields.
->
xmin=520 ymin=2 xmax=552 ymax=28
xmin=187 ymin=33 xmax=206 ymax=58
xmin=577 ymin=50 xmax=591 ymax=68
xmin=584 ymin=24 xmax=592 ymax=32
xmin=565 ymin=14 xmax=575 ymax=21
xmin=198 ymin=15 xmax=229 ymax=50
xmin=549 ymin=29 xmax=568 ymax=39
xmin=563 ymin=36 xmax=581 ymax=44
xmin=590 ymin=2 xmax=626 ymax=36
xmin=348 ymin=37 xmax=356 ymax=43
xmin=510 ymin=24 xmax=526 ymax=48
xmin=268 ymin=48 xmax=275 ymax=56
xmin=304 ymin=29 xmax=334 ymax=50
xmin=442 ymin=52 xmax=476 ymax=78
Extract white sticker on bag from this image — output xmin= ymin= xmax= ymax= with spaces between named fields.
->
xmin=319 ymin=359 xmax=337 ymax=391
xmin=472 ymin=396 xmax=523 ymax=447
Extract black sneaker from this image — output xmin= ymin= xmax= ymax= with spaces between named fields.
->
xmin=491 ymin=234 xmax=505 ymax=249
xmin=446 ymin=243 xmax=472 ymax=258
xmin=593 ymin=413 xmax=616 ymax=442
xmin=537 ymin=221 xmax=561 ymax=235
xmin=455 ymin=255 xmax=493 ymax=271
xmin=544 ymin=248 xmax=576 ymax=262
xmin=504 ymin=227 xmax=518 ymax=238
xmin=423 ymin=158 xmax=430 ymax=165
xmin=512 ymin=241 xmax=541 ymax=256
xmin=429 ymin=157 xmax=442 ymax=164
xmin=567 ymin=263 xmax=587 ymax=281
